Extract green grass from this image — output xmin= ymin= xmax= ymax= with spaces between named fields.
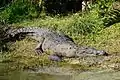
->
xmin=1 ymin=11 xmax=120 ymax=71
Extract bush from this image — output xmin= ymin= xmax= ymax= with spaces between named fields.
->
xmin=96 ymin=0 xmax=118 ymax=26
xmin=0 ymin=0 xmax=41 ymax=24
xmin=103 ymin=1 xmax=120 ymax=26
xmin=44 ymin=0 xmax=82 ymax=15
xmin=60 ymin=11 xmax=104 ymax=36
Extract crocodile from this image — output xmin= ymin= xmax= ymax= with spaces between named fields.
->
xmin=5 ymin=27 xmax=108 ymax=61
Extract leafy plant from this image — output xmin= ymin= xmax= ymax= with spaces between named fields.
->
xmin=0 ymin=0 xmax=41 ymax=24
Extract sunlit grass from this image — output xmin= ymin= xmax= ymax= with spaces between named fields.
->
xmin=1 ymin=12 xmax=120 ymax=71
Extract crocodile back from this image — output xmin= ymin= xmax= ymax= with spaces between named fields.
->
xmin=6 ymin=27 xmax=52 ymax=38
xmin=6 ymin=27 xmax=75 ymax=45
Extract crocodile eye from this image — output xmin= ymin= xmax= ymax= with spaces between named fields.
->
xmin=69 ymin=47 xmax=72 ymax=49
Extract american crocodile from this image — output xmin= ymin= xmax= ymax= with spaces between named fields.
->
xmin=6 ymin=27 xmax=108 ymax=61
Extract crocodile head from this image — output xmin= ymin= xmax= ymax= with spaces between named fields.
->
xmin=76 ymin=47 xmax=108 ymax=57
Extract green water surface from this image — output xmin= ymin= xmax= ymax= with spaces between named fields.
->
xmin=0 ymin=63 xmax=120 ymax=80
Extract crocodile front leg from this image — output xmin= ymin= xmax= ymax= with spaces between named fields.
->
xmin=35 ymin=38 xmax=45 ymax=55
xmin=49 ymin=54 xmax=62 ymax=61
xmin=35 ymin=43 xmax=43 ymax=55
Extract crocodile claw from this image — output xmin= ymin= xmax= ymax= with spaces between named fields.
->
xmin=35 ymin=48 xmax=43 ymax=55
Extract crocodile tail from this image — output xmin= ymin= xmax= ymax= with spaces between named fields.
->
xmin=7 ymin=27 xmax=38 ymax=37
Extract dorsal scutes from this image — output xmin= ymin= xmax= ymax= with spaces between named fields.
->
xmin=9 ymin=27 xmax=38 ymax=37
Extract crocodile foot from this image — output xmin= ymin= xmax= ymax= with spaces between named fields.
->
xmin=35 ymin=48 xmax=43 ymax=55
xmin=49 ymin=55 xmax=62 ymax=61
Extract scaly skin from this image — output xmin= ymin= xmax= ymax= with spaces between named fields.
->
xmin=6 ymin=27 xmax=108 ymax=61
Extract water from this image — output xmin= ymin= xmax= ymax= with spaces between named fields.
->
xmin=0 ymin=63 xmax=120 ymax=80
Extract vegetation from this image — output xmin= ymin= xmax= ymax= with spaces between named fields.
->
xmin=0 ymin=0 xmax=120 ymax=72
